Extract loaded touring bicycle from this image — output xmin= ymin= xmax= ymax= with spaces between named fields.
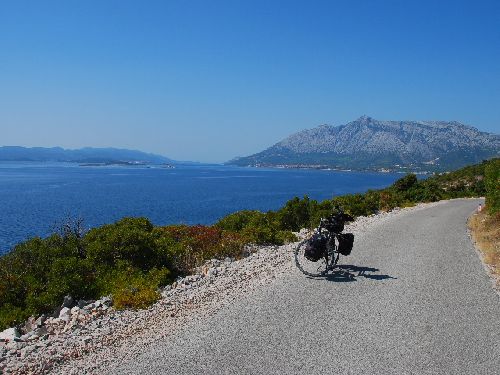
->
xmin=294 ymin=208 xmax=355 ymax=277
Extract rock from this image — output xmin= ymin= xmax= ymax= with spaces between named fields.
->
xmin=71 ymin=306 xmax=80 ymax=315
xmin=0 ymin=328 xmax=20 ymax=342
xmin=161 ymin=290 xmax=170 ymax=298
xmin=5 ymin=341 xmax=16 ymax=350
xmin=82 ymin=303 xmax=95 ymax=312
xmin=78 ymin=299 xmax=95 ymax=309
xmin=101 ymin=296 xmax=113 ymax=306
xmin=6 ymin=340 xmax=25 ymax=350
xmin=17 ymin=342 xmax=27 ymax=350
xmin=59 ymin=307 xmax=71 ymax=322
xmin=82 ymin=336 xmax=92 ymax=344
xmin=35 ymin=314 xmax=47 ymax=328
xmin=207 ymin=267 xmax=218 ymax=277
xmin=34 ymin=326 xmax=48 ymax=337
xmin=61 ymin=295 xmax=74 ymax=308
xmin=240 ymin=247 xmax=252 ymax=258
xmin=210 ymin=258 xmax=221 ymax=266
xmin=21 ymin=316 xmax=37 ymax=334
xmin=186 ymin=275 xmax=199 ymax=283
xmin=52 ymin=306 xmax=63 ymax=318
xmin=19 ymin=333 xmax=33 ymax=342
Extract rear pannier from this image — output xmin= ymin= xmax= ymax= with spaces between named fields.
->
xmin=337 ymin=233 xmax=354 ymax=256
xmin=304 ymin=234 xmax=327 ymax=262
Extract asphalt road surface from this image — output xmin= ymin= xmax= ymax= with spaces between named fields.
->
xmin=112 ymin=199 xmax=499 ymax=375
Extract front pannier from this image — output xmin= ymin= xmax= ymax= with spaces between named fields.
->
xmin=337 ymin=233 xmax=354 ymax=256
xmin=324 ymin=215 xmax=344 ymax=233
xmin=304 ymin=234 xmax=327 ymax=262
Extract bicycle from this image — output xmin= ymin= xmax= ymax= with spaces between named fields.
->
xmin=294 ymin=209 xmax=354 ymax=277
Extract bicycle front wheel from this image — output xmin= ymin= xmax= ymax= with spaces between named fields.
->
xmin=294 ymin=240 xmax=328 ymax=277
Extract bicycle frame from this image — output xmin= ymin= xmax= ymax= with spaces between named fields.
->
xmin=317 ymin=226 xmax=341 ymax=273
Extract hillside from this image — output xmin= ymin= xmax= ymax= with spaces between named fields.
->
xmin=228 ymin=116 xmax=500 ymax=172
xmin=0 ymin=146 xmax=173 ymax=164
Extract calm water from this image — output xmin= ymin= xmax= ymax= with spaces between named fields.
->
xmin=0 ymin=162 xmax=401 ymax=254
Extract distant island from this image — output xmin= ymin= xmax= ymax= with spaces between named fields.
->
xmin=0 ymin=146 xmax=175 ymax=165
xmin=227 ymin=116 xmax=500 ymax=172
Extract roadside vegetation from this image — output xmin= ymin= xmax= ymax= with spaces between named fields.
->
xmin=468 ymin=158 xmax=500 ymax=290
xmin=0 ymin=158 xmax=498 ymax=330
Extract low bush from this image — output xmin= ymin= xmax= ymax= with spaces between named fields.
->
xmin=216 ymin=210 xmax=297 ymax=245
xmin=154 ymin=225 xmax=244 ymax=274
xmin=0 ymin=304 xmax=26 ymax=331
xmin=85 ymin=217 xmax=159 ymax=270
xmin=484 ymin=158 xmax=500 ymax=214
xmin=101 ymin=263 xmax=170 ymax=310
xmin=276 ymin=196 xmax=314 ymax=231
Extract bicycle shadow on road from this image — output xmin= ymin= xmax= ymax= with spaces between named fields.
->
xmin=322 ymin=265 xmax=397 ymax=283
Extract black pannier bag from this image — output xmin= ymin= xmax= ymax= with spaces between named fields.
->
xmin=337 ymin=233 xmax=354 ymax=256
xmin=324 ymin=215 xmax=344 ymax=233
xmin=304 ymin=234 xmax=327 ymax=262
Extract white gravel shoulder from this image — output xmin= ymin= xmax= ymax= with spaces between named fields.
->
xmin=0 ymin=199 xmax=478 ymax=374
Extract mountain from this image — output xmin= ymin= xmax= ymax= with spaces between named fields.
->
xmin=0 ymin=146 xmax=174 ymax=164
xmin=228 ymin=116 xmax=500 ymax=172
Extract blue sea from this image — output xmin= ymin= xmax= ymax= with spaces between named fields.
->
xmin=0 ymin=162 xmax=402 ymax=255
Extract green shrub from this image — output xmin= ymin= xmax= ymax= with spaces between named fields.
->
xmin=276 ymin=196 xmax=314 ymax=231
xmin=215 ymin=210 xmax=261 ymax=232
xmin=0 ymin=304 xmax=27 ymax=331
xmin=85 ymin=217 xmax=159 ymax=270
xmin=242 ymin=212 xmax=287 ymax=244
xmin=308 ymin=200 xmax=335 ymax=228
xmin=26 ymin=257 xmax=98 ymax=314
xmin=331 ymin=193 xmax=379 ymax=217
xmin=276 ymin=230 xmax=299 ymax=243
xmin=485 ymin=158 xmax=500 ymax=214
xmin=104 ymin=264 xmax=166 ymax=310
xmin=216 ymin=210 xmax=286 ymax=245
xmin=0 ymin=235 xmax=89 ymax=317
xmin=153 ymin=225 xmax=244 ymax=274
xmin=394 ymin=174 xmax=418 ymax=191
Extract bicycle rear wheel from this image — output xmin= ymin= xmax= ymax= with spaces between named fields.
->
xmin=294 ymin=240 xmax=328 ymax=277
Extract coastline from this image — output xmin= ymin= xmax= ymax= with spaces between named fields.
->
xmin=0 ymin=162 xmax=402 ymax=255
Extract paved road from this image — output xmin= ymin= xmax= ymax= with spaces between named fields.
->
xmin=112 ymin=199 xmax=499 ymax=375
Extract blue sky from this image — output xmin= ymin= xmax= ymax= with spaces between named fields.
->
xmin=1 ymin=0 xmax=499 ymax=162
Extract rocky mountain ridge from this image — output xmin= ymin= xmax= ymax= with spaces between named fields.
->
xmin=229 ymin=116 xmax=500 ymax=172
